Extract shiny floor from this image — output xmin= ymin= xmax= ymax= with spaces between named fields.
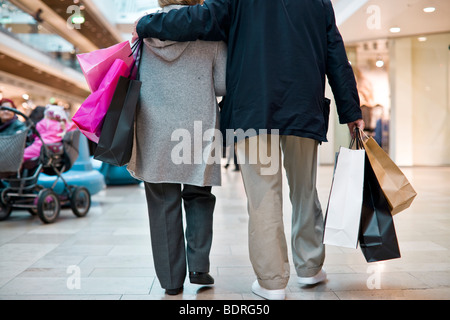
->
xmin=0 ymin=164 xmax=449 ymax=300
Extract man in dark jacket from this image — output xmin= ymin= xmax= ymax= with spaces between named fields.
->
xmin=135 ymin=0 xmax=364 ymax=299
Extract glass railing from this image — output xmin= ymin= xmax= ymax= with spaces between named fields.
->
xmin=0 ymin=0 xmax=82 ymax=72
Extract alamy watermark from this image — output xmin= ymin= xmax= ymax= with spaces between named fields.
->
xmin=66 ymin=265 xmax=81 ymax=290
xmin=366 ymin=263 xmax=383 ymax=290
xmin=366 ymin=5 xmax=381 ymax=30
xmin=170 ymin=121 xmax=280 ymax=175
xmin=66 ymin=5 xmax=84 ymax=30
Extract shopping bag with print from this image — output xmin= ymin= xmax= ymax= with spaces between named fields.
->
xmin=77 ymin=41 xmax=135 ymax=93
xmin=72 ymin=59 xmax=129 ymax=143
xmin=323 ymin=138 xmax=366 ymax=249
xmin=359 ymin=154 xmax=401 ymax=262
xmin=361 ymin=132 xmax=417 ymax=215
xmin=93 ymin=40 xmax=143 ymax=167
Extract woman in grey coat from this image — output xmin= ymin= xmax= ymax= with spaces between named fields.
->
xmin=127 ymin=0 xmax=227 ymax=295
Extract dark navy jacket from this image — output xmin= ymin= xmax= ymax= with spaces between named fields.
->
xmin=137 ymin=0 xmax=362 ymax=142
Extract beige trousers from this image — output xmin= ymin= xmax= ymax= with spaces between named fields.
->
xmin=236 ymin=134 xmax=325 ymax=290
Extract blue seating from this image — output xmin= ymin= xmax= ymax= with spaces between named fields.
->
xmin=91 ymin=158 xmax=141 ymax=186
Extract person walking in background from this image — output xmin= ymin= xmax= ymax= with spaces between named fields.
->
xmin=224 ymin=143 xmax=239 ymax=171
xmin=126 ymin=0 xmax=227 ymax=296
xmin=134 ymin=0 xmax=364 ymax=299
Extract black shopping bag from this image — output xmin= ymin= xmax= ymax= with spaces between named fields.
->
xmin=94 ymin=40 xmax=143 ymax=167
xmin=359 ymin=155 xmax=401 ymax=263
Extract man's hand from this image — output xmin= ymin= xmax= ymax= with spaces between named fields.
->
xmin=347 ymin=119 xmax=365 ymax=138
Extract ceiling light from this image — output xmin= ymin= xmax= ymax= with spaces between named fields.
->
xmin=423 ymin=7 xmax=436 ymax=13
xmin=376 ymin=58 xmax=384 ymax=68
xmin=71 ymin=15 xmax=85 ymax=25
xmin=418 ymin=37 xmax=427 ymax=42
xmin=390 ymin=27 xmax=401 ymax=33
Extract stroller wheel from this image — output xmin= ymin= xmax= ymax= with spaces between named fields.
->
xmin=37 ymin=189 xmax=60 ymax=224
xmin=28 ymin=186 xmax=43 ymax=216
xmin=0 ymin=201 xmax=12 ymax=221
xmin=70 ymin=187 xmax=91 ymax=217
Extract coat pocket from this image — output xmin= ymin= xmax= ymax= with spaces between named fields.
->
xmin=323 ymin=98 xmax=331 ymax=134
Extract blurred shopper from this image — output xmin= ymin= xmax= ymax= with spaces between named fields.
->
xmin=127 ymin=0 xmax=226 ymax=296
xmin=29 ymin=106 xmax=46 ymax=125
xmin=0 ymin=99 xmax=26 ymax=136
xmin=134 ymin=0 xmax=364 ymax=300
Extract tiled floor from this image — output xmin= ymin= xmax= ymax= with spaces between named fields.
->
xmin=1 ymin=164 xmax=449 ymax=300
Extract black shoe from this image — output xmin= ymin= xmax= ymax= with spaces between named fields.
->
xmin=165 ymin=286 xmax=183 ymax=295
xmin=189 ymin=272 xmax=214 ymax=285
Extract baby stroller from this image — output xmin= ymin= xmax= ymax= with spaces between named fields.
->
xmin=0 ymin=106 xmax=91 ymax=224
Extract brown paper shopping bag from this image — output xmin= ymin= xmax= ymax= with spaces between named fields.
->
xmin=362 ymin=134 xmax=417 ymax=215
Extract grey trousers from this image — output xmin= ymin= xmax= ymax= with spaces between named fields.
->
xmin=144 ymin=182 xmax=216 ymax=290
xmin=236 ymin=135 xmax=325 ymax=290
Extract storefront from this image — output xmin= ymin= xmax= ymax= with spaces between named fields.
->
xmin=388 ymin=32 xmax=450 ymax=166
xmin=321 ymin=0 xmax=450 ymax=167
xmin=348 ymin=32 xmax=450 ymax=167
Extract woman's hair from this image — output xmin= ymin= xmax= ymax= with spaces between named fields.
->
xmin=0 ymin=98 xmax=17 ymax=109
xmin=158 ymin=0 xmax=203 ymax=8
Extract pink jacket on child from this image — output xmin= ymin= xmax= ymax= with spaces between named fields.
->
xmin=23 ymin=118 xmax=76 ymax=161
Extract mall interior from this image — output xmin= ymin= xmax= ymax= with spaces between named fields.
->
xmin=0 ymin=0 xmax=449 ymax=301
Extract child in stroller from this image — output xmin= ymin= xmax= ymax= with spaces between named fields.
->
xmin=0 ymin=105 xmax=91 ymax=224
xmin=24 ymin=105 xmax=77 ymax=161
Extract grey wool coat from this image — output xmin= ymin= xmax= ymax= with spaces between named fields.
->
xmin=127 ymin=5 xmax=227 ymax=187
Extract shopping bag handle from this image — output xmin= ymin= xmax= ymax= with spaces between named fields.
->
xmin=349 ymin=127 xmax=364 ymax=150
xmin=128 ymin=38 xmax=144 ymax=79
xmin=130 ymin=39 xmax=141 ymax=53
xmin=358 ymin=127 xmax=371 ymax=140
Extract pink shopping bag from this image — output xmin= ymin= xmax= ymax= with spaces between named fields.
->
xmin=77 ymin=41 xmax=135 ymax=93
xmin=72 ymin=59 xmax=129 ymax=143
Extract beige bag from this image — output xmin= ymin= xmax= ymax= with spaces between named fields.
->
xmin=362 ymin=134 xmax=417 ymax=215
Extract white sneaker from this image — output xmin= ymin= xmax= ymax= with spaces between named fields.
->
xmin=251 ymin=281 xmax=286 ymax=300
xmin=297 ymin=269 xmax=327 ymax=285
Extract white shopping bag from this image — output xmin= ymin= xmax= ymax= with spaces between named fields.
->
xmin=323 ymin=147 xmax=365 ymax=249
